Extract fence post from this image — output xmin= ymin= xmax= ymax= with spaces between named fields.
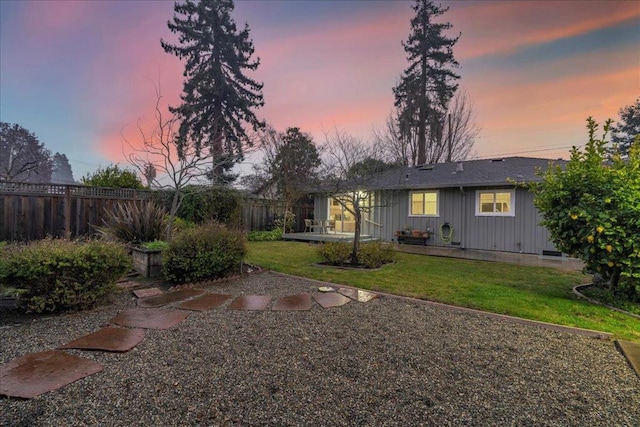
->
xmin=64 ymin=185 xmax=72 ymax=240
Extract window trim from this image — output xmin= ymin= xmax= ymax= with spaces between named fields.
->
xmin=408 ymin=190 xmax=439 ymax=217
xmin=475 ymin=189 xmax=516 ymax=217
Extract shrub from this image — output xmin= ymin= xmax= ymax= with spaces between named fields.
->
xmin=529 ymin=118 xmax=640 ymax=298
xmin=166 ymin=215 xmax=195 ymax=233
xmin=163 ymin=222 xmax=246 ymax=283
xmin=358 ymin=241 xmax=396 ymax=268
xmin=0 ymin=239 xmax=131 ymax=313
xmin=81 ymin=164 xmax=145 ymax=189
xmin=317 ymin=242 xmax=352 ymax=266
xmin=247 ymin=229 xmax=283 ymax=242
xmin=96 ymin=201 xmax=167 ymax=244
xmin=178 ymin=186 xmax=242 ymax=226
xmin=271 ymin=211 xmax=296 ymax=233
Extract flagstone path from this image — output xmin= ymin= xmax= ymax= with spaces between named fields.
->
xmin=0 ymin=284 xmax=376 ymax=399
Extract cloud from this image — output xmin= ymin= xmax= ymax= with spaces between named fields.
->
xmin=451 ymin=0 xmax=639 ymax=59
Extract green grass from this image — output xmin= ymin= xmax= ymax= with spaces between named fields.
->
xmin=247 ymin=241 xmax=640 ymax=341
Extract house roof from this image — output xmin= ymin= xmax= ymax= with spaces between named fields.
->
xmin=362 ymin=157 xmax=565 ymax=191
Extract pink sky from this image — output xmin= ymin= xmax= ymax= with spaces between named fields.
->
xmin=1 ymin=0 xmax=638 ymax=179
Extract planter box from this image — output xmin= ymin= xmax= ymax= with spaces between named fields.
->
xmin=131 ymin=247 xmax=163 ymax=278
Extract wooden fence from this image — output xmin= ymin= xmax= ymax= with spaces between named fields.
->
xmin=0 ymin=181 xmax=314 ymax=241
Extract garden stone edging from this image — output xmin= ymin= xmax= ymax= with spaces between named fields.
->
xmin=572 ymin=284 xmax=640 ymax=320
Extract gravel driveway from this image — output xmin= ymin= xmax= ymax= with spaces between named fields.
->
xmin=1 ymin=271 xmax=639 ymax=426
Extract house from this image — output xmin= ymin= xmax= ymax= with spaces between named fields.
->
xmin=312 ymin=157 xmax=565 ymax=256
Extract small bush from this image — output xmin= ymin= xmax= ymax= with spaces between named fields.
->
xmin=178 ymin=186 xmax=242 ymax=226
xmin=317 ymin=241 xmax=396 ymax=268
xmin=0 ymin=239 xmax=131 ymax=313
xmin=166 ymin=215 xmax=196 ymax=234
xmin=271 ymin=211 xmax=296 ymax=233
xmin=96 ymin=201 xmax=167 ymax=244
xmin=317 ymin=242 xmax=352 ymax=266
xmin=163 ymin=222 xmax=246 ymax=283
xmin=248 ymin=229 xmax=283 ymax=242
xmin=358 ymin=241 xmax=396 ymax=269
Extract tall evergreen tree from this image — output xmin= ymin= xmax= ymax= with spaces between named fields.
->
xmin=51 ymin=152 xmax=75 ymax=184
xmin=393 ymin=0 xmax=460 ymax=165
xmin=161 ymin=0 xmax=264 ymax=184
xmin=0 ymin=122 xmax=52 ymax=182
xmin=611 ymin=97 xmax=640 ymax=155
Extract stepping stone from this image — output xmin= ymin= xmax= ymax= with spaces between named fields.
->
xmin=616 ymin=340 xmax=640 ymax=378
xmin=137 ymin=288 xmax=205 ymax=308
xmin=110 ymin=309 xmax=190 ymax=329
xmin=272 ymin=294 xmax=312 ymax=311
xmin=177 ymin=294 xmax=233 ymax=311
xmin=227 ymin=295 xmax=271 ymax=311
xmin=337 ymin=287 xmax=377 ymax=303
xmin=0 ymin=350 xmax=103 ymax=399
xmin=58 ymin=327 xmax=145 ymax=352
xmin=133 ymin=287 xmax=163 ymax=298
xmin=313 ymin=292 xmax=352 ymax=309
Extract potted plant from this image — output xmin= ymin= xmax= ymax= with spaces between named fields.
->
xmin=403 ymin=225 xmax=412 ymax=235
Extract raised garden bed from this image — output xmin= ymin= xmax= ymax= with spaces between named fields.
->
xmin=396 ymin=232 xmax=430 ymax=246
xmin=131 ymin=247 xmax=163 ymax=278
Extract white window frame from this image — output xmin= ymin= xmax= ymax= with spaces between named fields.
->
xmin=408 ymin=190 xmax=439 ymax=217
xmin=475 ymin=189 xmax=516 ymax=217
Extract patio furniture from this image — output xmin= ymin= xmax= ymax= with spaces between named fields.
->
xmin=305 ymin=219 xmax=325 ymax=233
xmin=324 ymin=220 xmax=336 ymax=234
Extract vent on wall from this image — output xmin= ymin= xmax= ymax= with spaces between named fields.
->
xmin=490 ymin=158 xmax=504 ymax=162
xmin=542 ymin=250 xmax=563 ymax=257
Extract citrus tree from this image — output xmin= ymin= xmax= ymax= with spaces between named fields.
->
xmin=530 ymin=118 xmax=639 ymax=299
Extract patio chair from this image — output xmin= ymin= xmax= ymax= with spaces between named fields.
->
xmin=325 ymin=220 xmax=336 ymax=233
xmin=304 ymin=219 xmax=312 ymax=233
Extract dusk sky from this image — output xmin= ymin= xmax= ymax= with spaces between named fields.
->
xmin=1 ymin=0 xmax=638 ymax=181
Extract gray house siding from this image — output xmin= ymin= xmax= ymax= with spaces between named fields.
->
xmin=314 ymin=197 xmax=328 ymax=222
xmin=315 ymin=186 xmax=557 ymax=255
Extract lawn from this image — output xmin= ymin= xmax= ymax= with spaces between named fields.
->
xmin=247 ymin=241 xmax=640 ymax=341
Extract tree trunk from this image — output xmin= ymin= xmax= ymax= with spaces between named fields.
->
xmin=351 ymin=204 xmax=362 ymax=266
xmin=609 ymin=267 xmax=621 ymax=291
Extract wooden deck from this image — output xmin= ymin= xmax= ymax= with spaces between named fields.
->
xmin=283 ymin=232 xmax=378 ymax=243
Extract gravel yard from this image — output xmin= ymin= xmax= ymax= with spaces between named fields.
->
xmin=1 ymin=271 xmax=639 ymax=426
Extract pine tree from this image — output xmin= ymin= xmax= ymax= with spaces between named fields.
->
xmin=51 ymin=152 xmax=75 ymax=184
xmin=611 ymin=97 xmax=640 ymax=155
xmin=393 ymin=0 xmax=460 ymax=165
xmin=161 ymin=0 xmax=264 ymax=184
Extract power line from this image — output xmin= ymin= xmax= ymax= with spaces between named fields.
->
xmin=477 ymin=145 xmax=579 ymax=159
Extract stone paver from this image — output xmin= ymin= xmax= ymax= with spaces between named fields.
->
xmin=177 ymin=294 xmax=233 ymax=311
xmin=58 ymin=327 xmax=145 ymax=352
xmin=272 ymin=293 xmax=312 ymax=311
xmin=110 ymin=309 xmax=190 ymax=329
xmin=616 ymin=340 xmax=640 ymax=378
xmin=133 ymin=287 xmax=163 ymax=298
xmin=227 ymin=295 xmax=271 ymax=311
xmin=337 ymin=287 xmax=377 ymax=302
xmin=0 ymin=350 xmax=103 ymax=399
xmin=313 ymin=292 xmax=352 ymax=308
xmin=137 ymin=288 xmax=205 ymax=308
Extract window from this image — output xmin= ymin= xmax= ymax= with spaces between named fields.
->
xmin=409 ymin=191 xmax=438 ymax=216
xmin=476 ymin=190 xmax=515 ymax=216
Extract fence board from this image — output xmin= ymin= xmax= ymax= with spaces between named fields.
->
xmin=0 ymin=181 xmax=314 ymax=241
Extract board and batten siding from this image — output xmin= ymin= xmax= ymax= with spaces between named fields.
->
xmin=316 ymin=187 xmax=558 ymax=255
